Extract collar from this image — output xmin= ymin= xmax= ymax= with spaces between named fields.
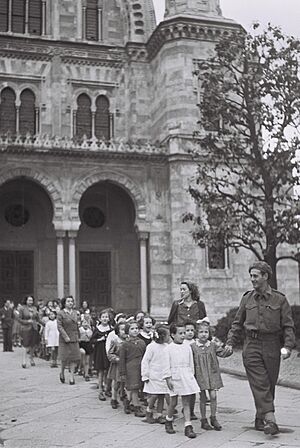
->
xmin=254 ymin=284 xmax=272 ymax=300
xmin=195 ymin=340 xmax=210 ymax=347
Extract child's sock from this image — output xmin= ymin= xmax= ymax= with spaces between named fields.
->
xmin=166 ymin=415 xmax=173 ymax=422
xmin=184 ymin=421 xmax=192 ymax=427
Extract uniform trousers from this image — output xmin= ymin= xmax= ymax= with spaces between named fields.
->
xmin=242 ymin=333 xmax=280 ymax=419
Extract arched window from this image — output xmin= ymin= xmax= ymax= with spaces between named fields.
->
xmin=19 ymin=89 xmax=36 ymax=135
xmin=0 ymin=0 xmax=9 ymax=32
xmin=0 ymin=0 xmax=43 ymax=35
xmin=0 ymin=88 xmax=16 ymax=134
xmin=95 ymin=95 xmax=110 ymax=140
xmin=12 ymin=0 xmax=25 ymax=34
xmin=86 ymin=0 xmax=98 ymax=41
xmin=76 ymin=94 xmax=92 ymax=139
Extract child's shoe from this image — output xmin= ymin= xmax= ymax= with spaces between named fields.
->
xmin=156 ymin=415 xmax=166 ymax=424
xmin=210 ymin=416 xmax=222 ymax=431
xmin=143 ymin=411 xmax=156 ymax=424
xmin=111 ymin=399 xmax=119 ymax=409
xmin=184 ymin=425 xmax=196 ymax=439
xmin=85 ymin=375 xmax=90 ymax=382
xmin=201 ymin=418 xmax=213 ymax=430
xmin=165 ymin=420 xmax=175 ymax=434
xmin=123 ymin=399 xmax=131 ymax=414
xmin=263 ymin=421 xmax=279 ymax=436
xmin=98 ymin=391 xmax=106 ymax=401
xmin=134 ymin=406 xmax=146 ymax=418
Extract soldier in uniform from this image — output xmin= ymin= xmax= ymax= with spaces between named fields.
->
xmin=224 ymin=261 xmax=295 ymax=436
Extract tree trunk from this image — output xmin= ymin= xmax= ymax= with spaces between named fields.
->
xmin=264 ymin=249 xmax=277 ymax=289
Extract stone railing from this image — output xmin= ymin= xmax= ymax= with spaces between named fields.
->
xmin=0 ymin=133 xmax=167 ymax=156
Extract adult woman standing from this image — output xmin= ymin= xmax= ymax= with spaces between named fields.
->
xmin=18 ymin=295 xmax=41 ymax=368
xmin=57 ymin=296 xmax=81 ymax=385
xmin=168 ymin=281 xmax=207 ymax=325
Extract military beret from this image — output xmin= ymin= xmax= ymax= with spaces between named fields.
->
xmin=249 ymin=261 xmax=272 ymax=278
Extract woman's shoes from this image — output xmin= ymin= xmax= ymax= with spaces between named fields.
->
xmin=21 ymin=363 xmax=26 ymax=369
xmin=69 ymin=380 xmax=75 ymax=385
xmin=59 ymin=373 xmax=65 ymax=384
xmin=30 ymin=360 xmax=35 ymax=366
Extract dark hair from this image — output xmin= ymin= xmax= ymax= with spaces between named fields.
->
xmin=99 ymin=308 xmax=112 ymax=320
xmin=115 ymin=321 xmax=126 ymax=336
xmin=60 ymin=296 xmax=74 ymax=309
xmin=124 ymin=320 xmax=139 ymax=334
xmin=81 ymin=300 xmax=89 ymax=309
xmin=249 ymin=261 xmax=272 ymax=279
xmin=153 ymin=325 xmax=169 ymax=344
xmin=134 ymin=310 xmax=145 ymax=321
xmin=49 ymin=310 xmax=57 ymax=318
xmin=184 ymin=319 xmax=197 ymax=329
xmin=180 ymin=281 xmax=200 ymax=302
xmin=169 ymin=322 xmax=185 ymax=336
xmin=23 ymin=295 xmax=35 ymax=306
xmin=139 ymin=314 xmax=156 ymax=329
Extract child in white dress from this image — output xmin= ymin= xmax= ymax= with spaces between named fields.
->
xmin=184 ymin=320 xmax=197 ymax=420
xmin=141 ymin=325 xmax=170 ymax=424
xmin=44 ymin=311 xmax=59 ymax=367
xmin=163 ymin=322 xmax=200 ymax=438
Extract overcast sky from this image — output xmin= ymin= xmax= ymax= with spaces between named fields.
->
xmin=152 ymin=0 xmax=300 ymax=37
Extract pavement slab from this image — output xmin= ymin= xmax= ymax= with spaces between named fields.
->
xmin=1 ymin=348 xmax=300 ymax=448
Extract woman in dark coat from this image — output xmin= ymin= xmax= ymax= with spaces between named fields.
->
xmin=57 ymin=296 xmax=80 ymax=385
xmin=18 ymin=295 xmax=42 ymax=368
xmin=168 ymin=281 xmax=207 ymax=325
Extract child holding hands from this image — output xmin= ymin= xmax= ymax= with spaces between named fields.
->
xmin=163 ymin=323 xmax=200 ymax=438
xmin=191 ymin=319 xmax=232 ymax=431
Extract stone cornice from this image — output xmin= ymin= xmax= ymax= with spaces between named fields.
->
xmin=0 ymin=34 xmax=125 ymax=66
xmin=147 ymin=15 xmax=243 ymax=61
xmin=0 ymin=134 xmax=168 ymax=162
xmin=125 ymin=42 xmax=148 ymax=63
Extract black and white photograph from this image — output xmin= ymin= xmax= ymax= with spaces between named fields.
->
xmin=0 ymin=0 xmax=299 ymax=447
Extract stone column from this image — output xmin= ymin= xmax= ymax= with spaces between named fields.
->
xmin=41 ymin=0 xmax=47 ymax=35
xmin=8 ymin=0 xmax=12 ymax=32
xmin=68 ymin=231 xmax=77 ymax=299
xmin=56 ymin=231 xmax=65 ymax=299
xmin=138 ymin=232 xmax=149 ymax=312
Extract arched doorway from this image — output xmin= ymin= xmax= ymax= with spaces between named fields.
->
xmin=0 ymin=178 xmax=56 ymax=306
xmin=77 ymin=181 xmax=140 ymax=313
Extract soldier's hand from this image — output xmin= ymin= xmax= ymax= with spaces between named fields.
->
xmin=223 ymin=344 xmax=233 ymax=356
xmin=281 ymin=347 xmax=291 ymax=360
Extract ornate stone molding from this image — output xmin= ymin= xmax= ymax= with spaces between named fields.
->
xmin=0 ymin=166 xmax=63 ymax=222
xmin=72 ymin=169 xmax=147 ymax=223
xmin=0 ymin=133 xmax=167 ymax=157
xmin=125 ymin=43 xmax=148 ymax=62
xmin=147 ymin=16 xmax=242 ymax=60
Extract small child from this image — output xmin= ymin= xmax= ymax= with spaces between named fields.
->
xmin=119 ymin=320 xmax=146 ymax=417
xmin=191 ymin=320 xmax=232 ymax=431
xmin=138 ymin=315 xmax=155 ymax=346
xmin=141 ymin=325 xmax=170 ymax=424
xmin=79 ymin=319 xmax=93 ymax=381
xmin=164 ymin=323 xmax=200 ymax=439
xmin=44 ymin=310 xmax=59 ymax=367
xmin=91 ymin=309 xmax=112 ymax=400
xmin=107 ymin=321 xmax=127 ymax=409
xmin=184 ymin=320 xmax=197 ymax=420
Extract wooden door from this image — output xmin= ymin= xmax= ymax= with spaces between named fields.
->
xmin=0 ymin=251 xmax=34 ymax=305
xmin=79 ymin=252 xmax=111 ymax=309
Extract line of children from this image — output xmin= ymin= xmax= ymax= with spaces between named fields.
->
xmin=43 ymin=303 xmax=231 ymax=440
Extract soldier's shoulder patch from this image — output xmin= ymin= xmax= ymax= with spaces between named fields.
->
xmin=242 ymin=290 xmax=252 ymax=297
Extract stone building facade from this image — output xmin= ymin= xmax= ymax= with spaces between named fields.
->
xmin=0 ymin=0 xmax=298 ymax=319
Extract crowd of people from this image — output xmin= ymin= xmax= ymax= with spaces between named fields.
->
xmin=0 ymin=262 xmax=296 ymax=439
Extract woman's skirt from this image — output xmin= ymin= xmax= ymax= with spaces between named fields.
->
xmin=21 ymin=327 xmax=40 ymax=348
xmin=58 ymin=341 xmax=81 ymax=364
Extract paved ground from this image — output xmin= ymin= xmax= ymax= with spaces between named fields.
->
xmin=1 ymin=348 xmax=300 ymax=448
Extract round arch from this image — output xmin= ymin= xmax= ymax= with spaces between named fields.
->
xmin=0 ymin=167 xmax=63 ymax=225
xmin=72 ymin=170 xmax=147 ymax=226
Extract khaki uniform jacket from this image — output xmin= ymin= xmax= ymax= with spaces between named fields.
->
xmin=227 ymin=285 xmax=295 ymax=350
